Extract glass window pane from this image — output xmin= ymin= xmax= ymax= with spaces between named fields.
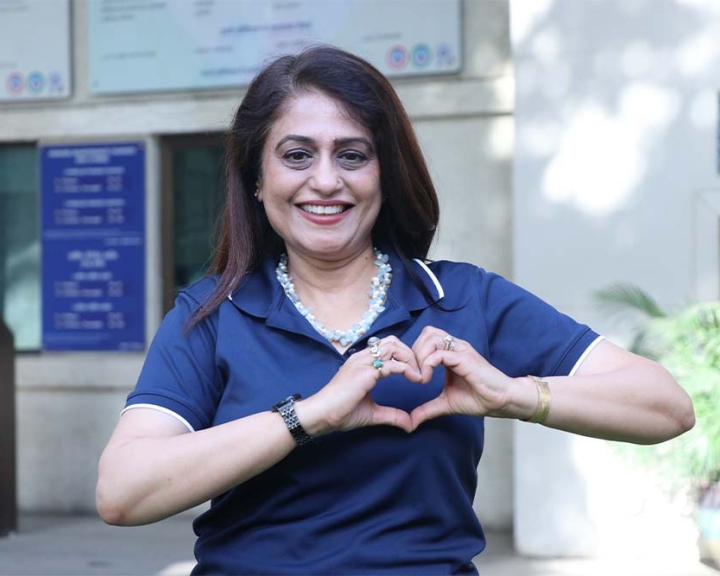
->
xmin=172 ymin=146 xmax=225 ymax=290
xmin=0 ymin=146 xmax=40 ymax=351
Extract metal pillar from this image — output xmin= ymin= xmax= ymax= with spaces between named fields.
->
xmin=0 ymin=318 xmax=17 ymax=536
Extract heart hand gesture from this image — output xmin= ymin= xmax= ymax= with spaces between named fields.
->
xmin=409 ymin=327 xmax=525 ymax=429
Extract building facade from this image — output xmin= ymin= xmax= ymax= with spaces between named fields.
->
xmin=0 ymin=0 xmax=514 ymax=530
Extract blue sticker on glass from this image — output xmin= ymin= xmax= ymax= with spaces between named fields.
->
xmin=411 ymin=44 xmax=432 ymax=69
xmin=387 ymin=45 xmax=409 ymax=70
xmin=48 ymin=71 xmax=64 ymax=93
xmin=27 ymin=71 xmax=44 ymax=93
xmin=436 ymin=43 xmax=455 ymax=68
xmin=6 ymin=72 xmax=24 ymax=95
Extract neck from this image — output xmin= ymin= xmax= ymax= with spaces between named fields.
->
xmin=285 ymin=245 xmax=377 ymax=295
xmin=276 ymin=246 xmax=392 ymax=347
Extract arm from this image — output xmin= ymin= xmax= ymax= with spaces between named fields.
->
xmin=97 ymin=336 xmax=421 ymax=526
xmin=96 ymin=407 xmax=297 ymax=526
xmin=410 ymin=329 xmax=695 ymax=445
xmin=507 ymin=338 xmax=696 ymax=444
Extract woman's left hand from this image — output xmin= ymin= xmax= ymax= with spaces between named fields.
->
xmin=409 ymin=326 xmax=527 ymax=429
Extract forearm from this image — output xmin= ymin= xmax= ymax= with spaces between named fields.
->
xmin=97 ymin=338 xmax=422 ymax=527
xmin=97 ymin=410 xmax=296 ymax=526
xmin=507 ymin=359 xmax=695 ymax=444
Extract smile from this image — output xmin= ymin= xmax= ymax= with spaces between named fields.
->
xmin=299 ymin=204 xmax=349 ymax=215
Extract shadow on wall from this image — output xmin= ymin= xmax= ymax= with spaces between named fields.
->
xmin=511 ymin=0 xmax=720 ymax=312
xmin=514 ymin=0 xmax=717 ymax=215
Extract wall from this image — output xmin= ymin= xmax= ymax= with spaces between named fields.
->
xmin=511 ymin=0 xmax=720 ymax=558
xmin=1 ymin=0 xmax=516 ymax=528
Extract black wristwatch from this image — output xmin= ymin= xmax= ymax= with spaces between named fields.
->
xmin=272 ymin=394 xmax=314 ymax=446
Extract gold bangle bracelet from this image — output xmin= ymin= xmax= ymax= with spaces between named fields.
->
xmin=525 ymin=375 xmax=551 ymax=424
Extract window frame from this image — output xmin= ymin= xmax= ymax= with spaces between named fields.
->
xmin=160 ymin=133 xmax=225 ymax=314
xmin=0 ymin=142 xmax=40 ymax=353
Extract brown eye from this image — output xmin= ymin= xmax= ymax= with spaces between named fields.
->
xmin=338 ymin=151 xmax=368 ymax=167
xmin=284 ymin=150 xmax=311 ymax=162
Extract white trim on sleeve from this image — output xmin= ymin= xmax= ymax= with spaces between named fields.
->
xmin=413 ymin=259 xmax=444 ymax=300
xmin=120 ymin=404 xmax=195 ymax=433
xmin=568 ymin=335 xmax=605 ymax=376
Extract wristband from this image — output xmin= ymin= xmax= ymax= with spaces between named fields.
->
xmin=272 ymin=394 xmax=314 ymax=446
xmin=523 ymin=376 xmax=551 ymax=424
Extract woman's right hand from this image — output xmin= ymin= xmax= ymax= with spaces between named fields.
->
xmin=296 ymin=335 xmax=422 ymax=435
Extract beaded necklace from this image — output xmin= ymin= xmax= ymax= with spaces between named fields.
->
xmin=276 ymin=248 xmax=392 ymax=346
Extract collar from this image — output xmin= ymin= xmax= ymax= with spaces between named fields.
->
xmin=227 ymin=248 xmax=444 ymax=334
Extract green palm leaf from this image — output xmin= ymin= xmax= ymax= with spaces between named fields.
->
xmin=593 ymin=282 xmax=666 ymax=319
xmin=595 ymin=286 xmax=720 ymax=496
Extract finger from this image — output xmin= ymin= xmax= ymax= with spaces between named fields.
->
xmin=373 ymin=356 xmax=423 ymax=382
xmin=369 ymin=404 xmax=413 ymax=433
xmin=410 ymin=396 xmax=452 ymax=430
xmin=421 ymin=346 xmax=491 ymax=381
xmin=363 ymin=336 xmax=422 ymax=380
xmin=416 ymin=348 xmax=453 ymax=383
xmin=412 ymin=327 xmax=464 ymax=365
xmin=381 ymin=348 xmax=422 ymax=380
xmin=375 ymin=336 xmax=421 ymax=373
xmin=411 ymin=326 xmax=443 ymax=361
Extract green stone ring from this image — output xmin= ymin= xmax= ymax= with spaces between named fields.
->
xmin=368 ymin=336 xmax=383 ymax=371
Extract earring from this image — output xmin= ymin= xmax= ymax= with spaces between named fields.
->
xmin=254 ymin=188 xmax=259 ymax=199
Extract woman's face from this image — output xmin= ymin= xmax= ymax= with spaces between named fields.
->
xmin=257 ymin=90 xmax=382 ymax=263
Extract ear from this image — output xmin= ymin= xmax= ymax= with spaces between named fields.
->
xmin=255 ymin=180 xmax=263 ymax=202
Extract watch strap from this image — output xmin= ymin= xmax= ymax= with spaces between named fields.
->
xmin=272 ymin=394 xmax=314 ymax=446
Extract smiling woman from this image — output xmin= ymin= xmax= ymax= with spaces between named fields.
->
xmin=96 ymin=45 xmax=695 ymax=575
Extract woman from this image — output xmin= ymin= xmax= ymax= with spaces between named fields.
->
xmin=96 ymin=46 xmax=695 ymax=574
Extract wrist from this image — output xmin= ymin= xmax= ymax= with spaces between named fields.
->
xmin=293 ymin=397 xmax=330 ymax=438
xmin=521 ymin=376 xmax=552 ymax=424
xmin=506 ymin=376 xmax=543 ymax=421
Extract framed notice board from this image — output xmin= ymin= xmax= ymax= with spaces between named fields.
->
xmin=88 ymin=0 xmax=462 ymax=94
xmin=40 ymin=143 xmax=145 ymax=351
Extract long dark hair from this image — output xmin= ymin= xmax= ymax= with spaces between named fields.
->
xmin=192 ymin=45 xmax=440 ymax=325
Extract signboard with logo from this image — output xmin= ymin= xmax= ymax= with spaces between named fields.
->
xmin=0 ymin=0 xmax=71 ymax=101
xmin=40 ymin=143 xmax=145 ymax=351
xmin=88 ymin=0 xmax=461 ymax=94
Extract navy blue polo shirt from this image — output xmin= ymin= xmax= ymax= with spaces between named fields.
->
xmin=126 ymin=249 xmax=599 ymax=574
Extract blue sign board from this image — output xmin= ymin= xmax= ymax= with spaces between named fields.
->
xmin=40 ymin=143 xmax=145 ymax=351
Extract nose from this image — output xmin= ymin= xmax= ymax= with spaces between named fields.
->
xmin=309 ymin=156 xmax=342 ymax=194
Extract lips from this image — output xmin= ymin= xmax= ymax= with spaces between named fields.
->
xmin=298 ymin=204 xmax=351 ymax=215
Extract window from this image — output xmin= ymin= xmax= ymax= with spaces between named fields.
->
xmin=0 ymin=145 xmax=40 ymax=351
xmin=162 ymin=135 xmax=225 ymax=312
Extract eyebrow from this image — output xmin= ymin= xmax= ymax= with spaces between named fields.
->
xmin=274 ymin=135 xmax=374 ymax=151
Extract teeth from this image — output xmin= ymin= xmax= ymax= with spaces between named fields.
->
xmin=300 ymin=204 xmax=346 ymax=215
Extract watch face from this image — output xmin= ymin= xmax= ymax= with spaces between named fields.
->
xmin=272 ymin=394 xmax=301 ymax=412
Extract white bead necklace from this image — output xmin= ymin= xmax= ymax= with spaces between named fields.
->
xmin=276 ymin=248 xmax=392 ymax=347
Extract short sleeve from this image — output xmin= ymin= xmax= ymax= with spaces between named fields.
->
xmin=125 ymin=289 xmax=223 ymax=431
xmin=478 ymin=271 xmax=599 ymax=378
